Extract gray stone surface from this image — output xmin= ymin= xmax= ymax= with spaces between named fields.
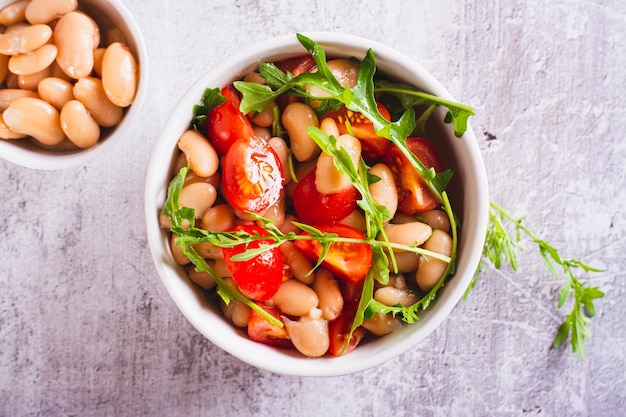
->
xmin=1 ymin=0 xmax=624 ymax=416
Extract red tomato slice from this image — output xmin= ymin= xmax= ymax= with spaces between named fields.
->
xmin=221 ymin=136 xmax=284 ymax=213
xmin=247 ymin=304 xmax=293 ymax=349
xmin=328 ymin=301 xmax=366 ymax=356
xmin=222 ymin=225 xmax=284 ymax=301
xmin=382 ymin=137 xmax=445 ymax=215
xmin=274 ymin=54 xmax=316 ymax=76
xmin=324 ymin=102 xmax=391 ymax=163
xmin=207 ymin=85 xmax=255 ymax=156
xmin=292 ymin=168 xmax=359 ymax=224
xmin=294 ymin=224 xmax=372 ymax=285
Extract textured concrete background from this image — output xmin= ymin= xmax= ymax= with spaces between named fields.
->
xmin=1 ymin=0 xmax=624 ymax=416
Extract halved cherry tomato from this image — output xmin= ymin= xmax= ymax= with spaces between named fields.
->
xmin=382 ymin=137 xmax=445 ymax=215
xmin=222 ymin=225 xmax=284 ymax=301
xmin=324 ymin=102 xmax=391 ymax=163
xmin=328 ymin=300 xmax=366 ymax=356
xmin=275 ymin=54 xmax=316 ymax=76
xmin=221 ymin=136 xmax=284 ymax=213
xmin=294 ymin=224 xmax=372 ymax=285
xmin=247 ymin=304 xmax=293 ymax=349
xmin=207 ymin=85 xmax=255 ymax=156
xmin=292 ymin=168 xmax=359 ymax=224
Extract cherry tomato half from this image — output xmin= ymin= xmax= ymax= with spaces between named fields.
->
xmin=328 ymin=299 xmax=366 ymax=356
xmin=294 ymin=224 xmax=372 ymax=285
xmin=221 ymin=136 xmax=284 ymax=214
xmin=382 ymin=137 xmax=445 ymax=215
xmin=247 ymin=304 xmax=292 ymax=349
xmin=222 ymin=225 xmax=284 ymax=301
xmin=207 ymin=84 xmax=255 ymax=156
xmin=292 ymin=168 xmax=359 ymax=225
xmin=324 ymin=102 xmax=391 ymax=163
xmin=275 ymin=54 xmax=316 ymax=76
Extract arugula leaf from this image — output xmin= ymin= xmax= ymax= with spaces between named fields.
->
xmin=483 ymin=201 xmax=605 ymax=360
xmin=190 ymin=87 xmax=226 ymax=135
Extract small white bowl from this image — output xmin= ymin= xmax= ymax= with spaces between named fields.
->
xmin=0 ymin=0 xmax=148 ymax=170
xmin=145 ymin=32 xmax=489 ymax=377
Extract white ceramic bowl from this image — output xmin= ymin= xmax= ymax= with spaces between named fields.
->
xmin=0 ymin=0 xmax=148 ymax=170
xmin=145 ymin=32 xmax=489 ymax=377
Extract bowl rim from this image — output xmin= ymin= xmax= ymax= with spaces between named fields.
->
xmin=145 ymin=31 xmax=489 ymax=377
xmin=0 ymin=0 xmax=149 ymax=170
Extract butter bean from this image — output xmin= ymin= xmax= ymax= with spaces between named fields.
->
xmin=25 ymin=0 xmax=77 ymax=24
xmin=374 ymin=286 xmax=419 ymax=307
xmin=178 ymin=182 xmax=217 ymax=219
xmin=283 ymin=310 xmax=329 ymax=357
xmin=0 ymin=113 xmax=25 ymax=139
xmin=416 ymin=229 xmax=453 ymax=291
xmin=101 ymin=42 xmax=138 ymax=107
xmin=305 ymin=59 xmax=360 ymax=100
xmin=8 ymin=43 xmax=57 ymax=75
xmin=0 ymin=0 xmax=29 ymax=26
xmin=0 ymin=23 xmax=51 ymax=55
xmin=53 ymin=12 xmax=96 ymax=79
xmin=271 ymin=279 xmax=318 ymax=317
xmin=315 ymin=133 xmax=361 ymax=194
xmin=281 ymin=102 xmax=320 ymax=162
xmin=17 ymin=64 xmax=52 ymax=90
xmin=368 ymin=163 xmax=398 ymax=221
xmin=381 ymin=222 xmax=432 ymax=252
xmin=0 ymin=88 xmax=38 ymax=111
xmin=201 ymin=204 xmax=235 ymax=232
xmin=362 ymin=312 xmax=403 ymax=336
xmin=177 ymin=129 xmax=219 ymax=178
xmin=170 ymin=233 xmax=189 ymax=265
xmin=186 ymin=265 xmax=217 ymax=290
xmin=73 ymin=77 xmax=123 ymax=127
xmin=280 ymin=241 xmax=314 ymax=285
xmin=92 ymin=47 xmax=105 ymax=76
xmin=419 ymin=209 xmax=451 ymax=232
xmin=37 ymin=77 xmax=74 ymax=110
xmin=319 ymin=117 xmax=340 ymax=137
xmin=3 ymin=96 xmax=64 ymax=145
xmin=312 ymin=269 xmax=343 ymax=321
xmin=60 ymin=100 xmax=100 ymax=148
xmin=268 ymin=136 xmax=290 ymax=184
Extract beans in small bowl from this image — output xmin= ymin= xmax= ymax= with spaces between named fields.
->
xmin=145 ymin=32 xmax=489 ymax=377
xmin=0 ymin=0 xmax=147 ymax=169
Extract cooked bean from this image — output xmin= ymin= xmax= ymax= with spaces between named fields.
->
xmin=177 ymin=129 xmax=219 ymax=178
xmin=17 ymin=65 xmax=52 ymax=90
xmin=60 ymin=99 xmax=100 ymax=148
xmin=312 ymin=269 xmax=343 ymax=321
xmin=201 ymin=204 xmax=235 ymax=232
xmin=281 ymin=102 xmax=320 ymax=162
xmin=184 ymin=171 xmax=220 ymax=190
xmin=388 ymin=274 xmax=409 ymax=290
xmin=25 ymin=0 xmax=77 ymax=24
xmin=170 ymin=233 xmax=189 ymax=265
xmin=283 ymin=310 xmax=329 ymax=357
xmin=258 ymin=196 xmax=285 ymax=229
xmin=416 ymin=229 xmax=453 ymax=291
xmin=368 ymin=163 xmax=398 ymax=221
xmin=280 ymin=241 xmax=314 ymax=284
xmin=101 ymin=42 xmax=138 ymax=107
xmin=251 ymin=101 xmax=275 ymax=127
xmin=271 ymin=279 xmax=318 ymax=316
xmin=389 ymin=252 xmax=419 ymax=273
xmin=0 ymin=114 xmax=25 ymax=139
xmin=219 ymin=278 xmax=251 ymax=328
xmin=3 ymin=96 xmax=64 ymax=145
xmin=362 ymin=312 xmax=403 ymax=336
xmin=381 ymin=221 xmax=432 ymax=251
xmin=8 ymin=43 xmax=57 ymax=75
xmin=338 ymin=209 xmax=366 ymax=233
xmin=179 ymin=182 xmax=217 ymax=219
xmin=374 ymin=286 xmax=418 ymax=307
xmin=186 ymin=265 xmax=216 ymax=290
xmin=73 ymin=77 xmax=123 ymax=127
xmin=0 ymin=23 xmax=51 ymax=55
xmin=194 ymin=242 xmax=223 ymax=260
xmin=0 ymin=88 xmax=38 ymax=111
xmin=252 ymin=125 xmax=270 ymax=141
xmin=212 ymin=259 xmax=231 ymax=277
xmin=0 ymin=0 xmax=28 ymax=26
xmin=53 ymin=12 xmax=96 ymax=79
xmin=92 ymin=47 xmax=105 ymax=76
xmin=419 ymin=209 xmax=451 ymax=232
xmin=305 ymin=59 xmax=360 ymax=100
xmin=315 ymin=133 xmax=361 ymax=194
xmin=37 ymin=76 xmax=74 ymax=110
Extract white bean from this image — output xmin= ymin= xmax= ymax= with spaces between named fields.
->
xmin=170 ymin=233 xmax=189 ymax=265
xmin=0 ymin=0 xmax=29 ymax=26
xmin=25 ymin=0 xmax=77 ymax=24
xmin=101 ymin=42 xmax=138 ymax=107
xmin=312 ymin=269 xmax=343 ymax=321
xmin=368 ymin=163 xmax=398 ymax=221
xmin=178 ymin=182 xmax=217 ymax=219
xmin=280 ymin=241 xmax=314 ymax=284
xmin=419 ymin=209 xmax=451 ymax=232
xmin=374 ymin=286 xmax=419 ymax=307
xmin=0 ymin=113 xmax=25 ymax=139
xmin=362 ymin=312 xmax=403 ymax=336
xmin=0 ymin=88 xmax=38 ymax=112
xmin=0 ymin=23 xmax=51 ymax=55
xmin=73 ymin=77 xmax=123 ymax=127
xmin=381 ymin=222 xmax=432 ymax=251
xmin=3 ymin=96 xmax=64 ymax=145
xmin=37 ymin=77 xmax=74 ymax=110
xmin=17 ymin=65 xmax=52 ymax=90
xmin=53 ymin=11 xmax=96 ymax=79
xmin=8 ymin=43 xmax=57 ymax=75
xmin=201 ymin=204 xmax=235 ymax=232
xmin=281 ymin=102 xmax=320 ymax=162
xmin=186 ymin=265 xmax=216 ymax=290
xmin=315 ymin=133 xmax=361 ymax=194
xmin=283 ymin=310 xmax=329 ymax=358
xmin=271 ymin=279 xmax=318 ymax=317
xmin=416 ymin=229 xmax=453 ymax=291
xmin=59 ymin=99 xmax=100 ymax=148
xmin=267 ymin=136 xmax=290 ymax=184
xmin=177 ymin=129 xmax=219 ymax=178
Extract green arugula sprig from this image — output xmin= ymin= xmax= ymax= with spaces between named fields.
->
xmin=483 ymin=201 xmax=605 ymax=359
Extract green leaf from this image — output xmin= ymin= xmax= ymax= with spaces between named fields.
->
xmin=190 ymin=87 xmax=226 ymax=135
